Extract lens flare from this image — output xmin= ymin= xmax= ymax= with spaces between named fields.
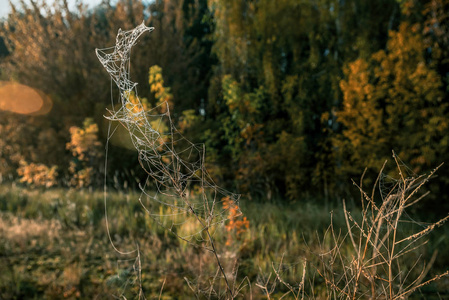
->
xmin=0 ymin=81 xmax=52 ymax=115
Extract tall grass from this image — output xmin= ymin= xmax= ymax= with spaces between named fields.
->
xmin=1 ymin=158 xmax=448 ymax=299
xmin=254 ymin=156 xmax=449 ymax=300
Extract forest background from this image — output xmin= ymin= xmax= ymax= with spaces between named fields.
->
xmin=2 ymin=0 xmax=449 ymax=298
xmin=1 ymin=0 xmax=449 ymax=209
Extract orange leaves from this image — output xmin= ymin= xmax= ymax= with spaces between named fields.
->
xmin=340 ymin=59 xmax=373 ymax=112
xmin=336 ymin=21 xmax=448 ymax=177
xmin=223 ymin=196 xmax=249 ymax=246
xmin=228 ymin=216 xmax=250 ymax=236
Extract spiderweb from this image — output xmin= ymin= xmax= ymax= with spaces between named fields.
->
xmin=96 ymin=21 xmax=240 ymax=251
xmin=377 ymin=152 xmax=434 ymax=229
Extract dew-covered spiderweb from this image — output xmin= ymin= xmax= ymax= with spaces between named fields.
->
xmin=377 ymin=152 xmax=434 ymax=229
xmin=96 ymin=22 xmax=240 ymax=253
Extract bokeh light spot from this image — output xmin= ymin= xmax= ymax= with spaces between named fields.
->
xmin=0 ymin=81 xmax=52 ymax=115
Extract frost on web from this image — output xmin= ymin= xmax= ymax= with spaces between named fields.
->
xmin=376 ymin=152 xmax=432 ymax=230
xmin=96 ymin=22 xmax=240 ymax=249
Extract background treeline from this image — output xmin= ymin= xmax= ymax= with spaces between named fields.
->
xmin=1 ymin=0 xmax=449 ymax=206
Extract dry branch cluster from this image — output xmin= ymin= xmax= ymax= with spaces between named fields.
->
xmin=254 ymin=154 xmax=449 ymax=300
xmin=316 ymin=154 xmax=449 ymax=299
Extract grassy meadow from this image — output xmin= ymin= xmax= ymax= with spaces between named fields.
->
xmin=3 ymin=1 xmax=449 ymax=299
xmin=1 ymin=181 xmax=449 ymax=299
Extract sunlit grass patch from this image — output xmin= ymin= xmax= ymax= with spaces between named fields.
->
xmin=0 ymin=181 xmax=448 ymax=298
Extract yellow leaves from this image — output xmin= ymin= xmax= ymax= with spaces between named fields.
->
xmin=66 ymin=118 xmax=102 ymax=189
xmin=18 ymin=161 xmax=58 ymax=188
xmin=125 ymin=91 xmax=150 ymax=113
xmin=222 ymin=75 xmax=264 ymax=117
xmin=66 ymin=119 xmax=102 ymax=161
xmin=222 ymin=75 xmax=241 ymax=112
xmin=149 ymin=65 xmax=173 ymax=113
xmin=178 ymin=109 xmax=199 ymax=132
xmin=67 ymin=164 xmax=94 ymax=189
xmin=124 ymin=91 xmax=150 ymax=126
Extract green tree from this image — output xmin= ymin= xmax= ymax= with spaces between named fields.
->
xmin=205 ymin=0 xmax=398 ymax=199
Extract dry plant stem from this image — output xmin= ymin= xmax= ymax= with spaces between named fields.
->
xmin=177 ymin=183 xmax=233 ymax=297
xmin=135 ymin=245 xmax=145 ymax=300
xmin=388 ymin=154 xmax=404 ymax=299
xmin=184 ymin=277 xmax=200 ymax=300
xmin=132 ymin=121 xmax=233 ymax=298
xmin=350 ymin=177 xmax=385 ymax=298
xmin=272 ymin=256 xmax=296 ymax=299
xmin=275 ymin=259 xmax=307 ymax=300
xmin=331 ymin=224 xmax=350 ymax=294
xmin=141 ymin=162 xmax=233 ymax=298
xmin=388 ymin=201 xmax=401 ymax=299
xmin=332 ymin=155 xmax=448 ymax=299
xmin=255 ymin=276 xmax=270 ymax=299
xmin=158 ymin=277 xmax=166 ymax=300
xmin=395 ymin=213 xmax=449 ymax=244
xmin=256 ymin=269 xmax=276 ymax=299
xmin=189 ymin=205 xmax=234 ymax=299
xmin=234 ymin=276 xmax=252 ymax=300
xmin=300 ymin=260 xmax=306 ymax=300
xmin=255 ymin=283 xmax=271 ymax=300
xmin=368 ymin=161 xmax=388 ymax=297
xmin=209 ymin=268 xmax=221 ymax=299
xmin=395 ymin=270 xmax=449 ymax=299
xmin=315 ymin=266 xmax=350 ymax=298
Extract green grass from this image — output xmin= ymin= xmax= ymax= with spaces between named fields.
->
xmin=0 ymin=184 xmax=448 ymax=299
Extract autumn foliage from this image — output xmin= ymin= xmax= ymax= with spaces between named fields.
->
xmin=0 ymin=0 xmax=448 ymax=207
xmin=222 ymin=196 xmax=249 ymax=246
xmin=66 ymin=118 xmax=102 ymax=188
xmin=17 ymin=161 xmax=58 ymax=188
xmin=336 ymin=22 xmax=448 ymax=181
